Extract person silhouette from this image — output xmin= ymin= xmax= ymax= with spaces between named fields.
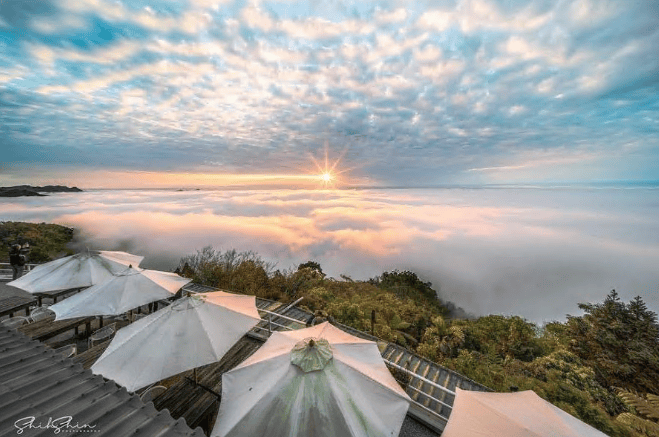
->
xmin=9 ymin=244 xmax=23 ymax=280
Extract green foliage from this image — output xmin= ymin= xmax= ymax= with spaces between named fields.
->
xmin=616 ymin=389 xmax=659 ymax=436
xmin=370 ymin=270 xmax=438 ymax=301
xmin=457 ymin=315 xmax=545 ymax=362
xmin=297 ymin=261 xmax=324 ymax=277
xmin=178 ymin=248 xmax=445 ymax=346
xmin=528 ymin=350 xmax=627 ymax=416
xmin=417 ymin=315 xmax=465 ymax=361
xmin=537 ymin=321 xmax=571 ymax=353
xmin=443 ymin=346 xmax=630 ymax=436
xmin=567 ymin=290 xmax=659 ymax=394
xmin=0 ymin=221 xmax=75 ymax=263
xmin=433 ymin=312 xmax=634 ymax=435
xmin=175 ymin=246 xmax=278 ymax=297
xmin=617 ymin=413 xmax=659 ymax=437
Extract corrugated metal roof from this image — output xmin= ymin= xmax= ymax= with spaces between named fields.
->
xmin=0 ymin=325 xmax=205 ymax=437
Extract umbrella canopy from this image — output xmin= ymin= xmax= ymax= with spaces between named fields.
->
xmin=49 ymin=266 xmax=192 ymax=320
xmin=212 ymin=322 xmax=411 ymax=437
xmin=442 ymin=388 xmax=609 ymax=437
xmin=91 ymin=291 xmax=261 ymax=392
xmin=7 ymin=250 xmax=144 ymax=293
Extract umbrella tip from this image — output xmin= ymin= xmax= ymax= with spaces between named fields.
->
xmin=291 ymin=337 xmax=332 ymax=372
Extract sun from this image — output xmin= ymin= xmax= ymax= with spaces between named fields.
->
xmin=317 ymin=171 xmax=334 ymax=187
xmin=310 ymin=146 xmax=348 ymax=188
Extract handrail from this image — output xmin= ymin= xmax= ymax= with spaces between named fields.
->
xmin=405 ymin=385 xmax=453 ymax=410
xmin=384 ymin=360 xmax=456 ymax=398
xmin=0 ymin=262 xmax=39 ymax=269
xmin=407 ymin=400 xmax=449 ymax=425
xmin=258 ymin=309 xmax=307 ymax=326
xmin=252 ymin=322 xmax=293 ymax=333
xmin=280 ymin=296 xmax=304 ymax=312
xmin=0 ymin=262 xmax=38 ymax=279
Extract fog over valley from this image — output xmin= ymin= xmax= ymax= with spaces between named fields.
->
xmin=2 ymin=186 xmax=657 ymax=323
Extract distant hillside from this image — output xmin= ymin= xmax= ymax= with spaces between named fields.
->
xmin=0 ymin=222 xmax=75 ymax=263
xmin=0 ymin=185 xmax=83 ymax=197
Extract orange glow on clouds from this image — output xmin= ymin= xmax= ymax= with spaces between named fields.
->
xmin=2 ymin=187 xmax=658 ymax=321
xmin=1 ymin=168 xmax=355 ymax=189
xmin=118 ymin=171 xmax=339 ymax=189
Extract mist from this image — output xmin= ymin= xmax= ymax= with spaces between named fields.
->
xmin=1 ymin=187 xmax=657 ymax=323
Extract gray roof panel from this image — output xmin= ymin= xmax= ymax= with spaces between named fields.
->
xmin=0 ymin=326 xmax=204 ymax=437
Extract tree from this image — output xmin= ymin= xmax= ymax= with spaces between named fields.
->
xmin=176 ymin=246 xmax=275 ymax=290
xmin=567 ymin=290 xmax=659 ymax=394
xmin=297 ymin=261 xmax=324 ymax=277
xmin=417 ymin=315 xmax=465 ymax=360
xmin=460 ymin=315 xmax=543 ymax=362
xmin=369 ymin=270 xmax=446 ymax=312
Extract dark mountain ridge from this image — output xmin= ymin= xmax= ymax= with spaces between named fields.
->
xmin=0 ymin=185 xmax=83 ymax=197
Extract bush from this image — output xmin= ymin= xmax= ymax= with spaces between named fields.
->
xmin=0 ymin=221 xmax=75 ymax=263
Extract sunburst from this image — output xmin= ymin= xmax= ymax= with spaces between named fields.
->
xmin=309 ymin=143 xmax=350 ymax=188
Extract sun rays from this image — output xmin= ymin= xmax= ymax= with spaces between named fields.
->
xmin=309 ymin=143 xmax=352 ymax=188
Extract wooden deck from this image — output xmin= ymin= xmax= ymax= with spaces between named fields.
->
xmin=0 ymin=295 xmax=35 ymax=318
xmin=18 ymin=315 xmax=95 ymax=342
xmin=74 ymin=338 xmax=112 ymax=369
xmin=152 ymin=336 xmax=263 ymax=434
xmin=35 ymin=286 xmax=85 ymax=306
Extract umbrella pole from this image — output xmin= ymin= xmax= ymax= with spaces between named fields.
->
xmin=194 ymin=368 xmax=197 ymax=385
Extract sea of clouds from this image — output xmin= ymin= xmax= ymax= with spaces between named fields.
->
xmin=1 ymin=187 xmax=657 ymax=323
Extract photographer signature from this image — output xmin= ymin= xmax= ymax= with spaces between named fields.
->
xmin=14 ymin=416 xmax=97 ymax=434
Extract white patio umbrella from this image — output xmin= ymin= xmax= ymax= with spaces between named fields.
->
xmin=49 ymin=266 xmax=192 ymax=320
xmin=91 ymin=291 xmax=261 ymax=392
xmin=442 ymin=388 xmax=608 ymax=437
xmin=8 ymin=250 xmax=144 ymax=293
xmin=211 ymin=322 xmax=411 ymax=437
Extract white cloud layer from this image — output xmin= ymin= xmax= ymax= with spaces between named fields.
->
xmin=1 ymin=187 xmax=657 ymax=323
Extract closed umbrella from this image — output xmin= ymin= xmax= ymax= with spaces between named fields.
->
xmin=91 ymin=291 xmax=261 ymax=392
xmin=49 ymin=266 xmax=191 ymax=320
xmin=212 ymin=321 xmax=411 ymax=437
xmin=8 ymin=250 xmax=144 ymax=293
xmin=442 ymin=388 xmax=608 ymax=437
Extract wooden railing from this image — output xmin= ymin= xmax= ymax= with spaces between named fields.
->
xmin=0 ymin=262 xmax=38 ymax=281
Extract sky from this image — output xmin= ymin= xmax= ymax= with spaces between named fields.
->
xmin=1 ymin=188 xmax=657 ymax=322
xmin=1 ymin=0 xmax=658 ymax=188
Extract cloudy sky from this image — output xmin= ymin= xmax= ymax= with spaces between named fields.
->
xmin=1 ymin=0 xmax=658 ymax=187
